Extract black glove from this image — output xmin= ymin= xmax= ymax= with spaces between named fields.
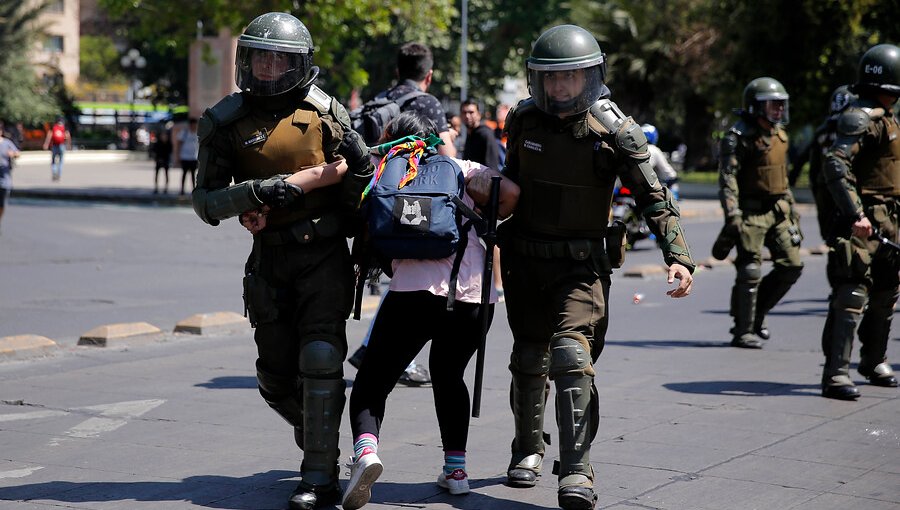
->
xmin=254 ymin=176 xmax=303 ymax=208
xmin=339 ymin=129 xmax=370 ymax=170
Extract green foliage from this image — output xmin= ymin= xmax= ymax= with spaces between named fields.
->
xmin=80 ymin=35 xmax=124 ymax=84
xmin=0 ymin=0 xmax=61 ymax=123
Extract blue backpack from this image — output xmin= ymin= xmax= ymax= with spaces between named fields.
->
xmin=362 ymin=138 xmax=482 ymax=308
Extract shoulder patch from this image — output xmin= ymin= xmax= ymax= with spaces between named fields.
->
xmin=303 ymin=85 xmax=331 ymax=115
xmin=206 ymin=92 xmax=246 ymax=127
xmin=836 ymin=108 xmax=871 ymax=136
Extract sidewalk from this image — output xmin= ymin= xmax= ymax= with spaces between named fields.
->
xmin=10 ymin=151 xmax=729 ymax=217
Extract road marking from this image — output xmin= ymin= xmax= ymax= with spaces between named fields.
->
xmin=0 ymin=410 xmax=69 ymax=422
xmin=0 ymin=466 xmax=44 ymax=479
xmin=62 ymin=399 xmax=165 ymax=439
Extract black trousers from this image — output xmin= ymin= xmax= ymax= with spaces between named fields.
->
xmin=349 ymin=290 xmax=492 ymax=452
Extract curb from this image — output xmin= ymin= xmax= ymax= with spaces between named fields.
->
xmin=78 ymin=322 xmax=164 ymax=347
xmin=0 ymin=335 xmax=58 ymax=359
xmin=11 ymin=188 xmax=192 ymax=207
xmin=174 ymin=312 xmax=249 ymax=335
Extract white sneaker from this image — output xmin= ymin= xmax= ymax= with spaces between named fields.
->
xmin=342 ymin=451 xmax=383 ymax=510
xmin=437 ymin=468 xmax=470 ymax=495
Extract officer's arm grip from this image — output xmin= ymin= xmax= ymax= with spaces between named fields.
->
xmin=201 ymin=181 xmax=264 ymax=222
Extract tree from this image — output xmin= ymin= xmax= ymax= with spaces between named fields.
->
xmin=0 ymin=0 xmax=61 ymax=124
xmin=98 ymin=0 xmax=455 ymax=99
xmin=80 ymin=35 xmax=124 ymax=85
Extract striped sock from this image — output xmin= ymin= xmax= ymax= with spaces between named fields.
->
xmin=443 ymin=450 xmax=466 ymax=475
xmin=353 ymin=433 xmax=378 ymax=460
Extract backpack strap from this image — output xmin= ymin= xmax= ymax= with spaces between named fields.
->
xmin=391 ymin=88 xmax=428 ymax=108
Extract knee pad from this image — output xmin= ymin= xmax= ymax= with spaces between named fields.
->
xmin=256 ymin=363 xmax=304 ymax=427
xmin=256 ymin=362 xmax=300 ymax=398
xmin=736 ymin=262 xmax=761 ymax=284
xmin=833 ymin=285 xmax=867 ymax=313
xmin=299 ymin=339 xmax=343 ymax=378
xmin=549 ymin=332 xmax=594 ymax=379
xmin=510 ymin=343 xmax=551 ymax=377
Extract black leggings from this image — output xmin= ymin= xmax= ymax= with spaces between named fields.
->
xmin=349 ymin=290 xmax=492 ymax=452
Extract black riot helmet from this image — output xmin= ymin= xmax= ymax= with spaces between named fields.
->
xmin=853 ymin=43 xmax=900 ymax=97
xmin=742 ymin=77 xmax=790 ymax=126
xmin=828 ymin=85 xmax=856 ymax=114
xmin=235 ymin=12 xmax=319 ymax=97
xmin=526 ymin=25 xmax=607 ymax=116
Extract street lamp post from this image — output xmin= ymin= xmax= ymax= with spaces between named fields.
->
xmin=120 ymin=48 xmax=146 ymax=151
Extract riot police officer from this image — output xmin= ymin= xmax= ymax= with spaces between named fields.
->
xmin=800 ymin=85 xmax=857 ymax=241
xmin=715 ymin=77 xmax=803 ymax=349
xmin=191 ymin=13 xmax=373 ymax=509
xmin=820 ymin=43 xmax=900 ymax=400
xmin=500 ymin=25 xmax=694 ymax=510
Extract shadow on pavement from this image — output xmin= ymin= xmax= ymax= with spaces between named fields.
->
xmin=664 ymin=380 xmax=820 ymax=397
xmin=370 ymin=476 xmax=553 ymax=510
xmin=194 ymin=376 xmax=356 ymax=390
xmin=0 ymin=470 xmax=300 ymax=510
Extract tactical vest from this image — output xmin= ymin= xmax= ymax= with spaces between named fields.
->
xmin=510 ymin=109 xmax=615 ymax=238
xmin=857 ymin=114 xmax=900 ymax=196
xmin=231 ymin=105 xmax=338 ymax=227
xmin=737 ymin=127 xmax=789 ymax=197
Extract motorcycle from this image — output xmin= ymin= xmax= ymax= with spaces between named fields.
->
xmin=611 ymin=184 xmax=653 ymax=250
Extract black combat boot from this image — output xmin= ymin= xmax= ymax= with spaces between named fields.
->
xmin=288 ymin=479 xmax=342 ymax=510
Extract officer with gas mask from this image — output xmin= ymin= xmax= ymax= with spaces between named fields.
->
xmin=499 ymin=25 xmax=695 ymax=510
xmin=820 ymin=43 xmax=900 ymax=400
xmin=713 ymin=77 xmax=803 ymax=349
xmin=191 ymin=12 xmax=373 ymax=509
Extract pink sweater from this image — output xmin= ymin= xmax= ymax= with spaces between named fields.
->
xmin=388 ymin=158 xmax=498 ymax=304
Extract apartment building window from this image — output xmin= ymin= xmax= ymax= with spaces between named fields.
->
xmin=48 ymin=0 xmax=65 ymax=13
xmin=44 ymin=36 xmax=64 ymax=53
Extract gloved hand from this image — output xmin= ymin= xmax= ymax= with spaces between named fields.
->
xmin=254 ymin=176 xmax=303 ymax=208
xmin=338 ymin=129 xmax=370 ymax=170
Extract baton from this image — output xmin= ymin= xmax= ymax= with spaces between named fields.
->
xmin=871 ymin=228 xmax=900 ymax=253
xmin=472 ymin=175 xmax=502 ymax=418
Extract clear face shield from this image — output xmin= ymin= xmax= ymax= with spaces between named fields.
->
xmin=527 ymin=63 xmax=606 ymax=116
xmin=235 ymin=47 xmax=309 ymax=96
xmin=760 ymin=98 xmax=789 ymax=126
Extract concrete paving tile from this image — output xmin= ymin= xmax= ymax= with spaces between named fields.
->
xmin=787 ymin=492 xmax=900 ymax=510
xmin=841 ymin=396 xmax=900 ymax=425
xmin=617 ymin=421 xmax=787 ymax=453
xmin=830 ymin=469 xmax=900 ymax=503
xmin=594 ymin=462 xmax=688 ymax=500
xmin=597 ymin=439 xmax=734 ymax=473
xmin=755 ymin=434 xmax=894 ymax=470
xmin=640 ymin=476 xmax=816 ymax=510
xmin=803 ymin=416 xmax=900 ymax=447
xmin=703 ymin=454 xmax=866 ymax=492
xmin=668 ymin=406 xmax=826 ymax=435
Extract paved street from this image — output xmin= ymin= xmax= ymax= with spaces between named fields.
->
xmin=0 ymin=153 xmax=897 ymax=510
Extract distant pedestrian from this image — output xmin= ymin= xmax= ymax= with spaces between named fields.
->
xmin=42 ymin=117 xmax=70 ymax=182
xmin=174 ymin=118 xmax=199 ymax=195
xmin=152 ymin=130 xmax=173 ymax=194
xmin=0 ymin=122 xmax=21 ymax=234
xmin=461 ymin=98 xmax=500 ymax=171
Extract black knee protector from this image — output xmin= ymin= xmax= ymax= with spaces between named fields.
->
xmin=509 ymin=343 xmax=551 ymax=458
xmin=256 ymin=362 xmax=304 ymax=428
xmin=298 ymin=338 xmax=346 ymax=487
xmin=736 ymin=261 xmax=762 ymax=285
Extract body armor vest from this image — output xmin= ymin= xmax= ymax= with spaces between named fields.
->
xmin=231 ymin=106 xmax=338 ymax=227
xmin=511 ymin=110 xmax=615 ymax=238
xmin=737 ymin=128 xmax=788 ymax=197
xmin=857 ymin=115 xmax=900 ymax=196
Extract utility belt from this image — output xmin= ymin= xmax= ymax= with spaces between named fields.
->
xmin=739 ymin=194 xmax=788 ymax=214
xmin=258 ymin=213 xmax=341 ymax=246
xmin=507 ymin=222 xmax=626 ymax=269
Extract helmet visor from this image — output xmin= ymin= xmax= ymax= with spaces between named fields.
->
xmin=761 ymin=99 xmax=789 ymax=126
xmin=528 ymin=65 xmax=605 ymax=116
xmin=235 ymin=47 xmax=308 ymax=96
